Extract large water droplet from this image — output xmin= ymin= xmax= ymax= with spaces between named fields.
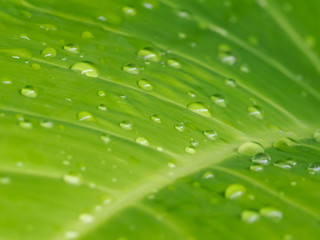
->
xmin=137 ymin=79 xmax=153 ymax=91
xmin=187 ymin=102 xmax=211 ymax=117
xmin=71 ymin=62 xmax=98 ymax=78
xmin=150 ymin=115 xmax=161 ymax=124
xmin=210 ymin=94 xmax=227 ymax=107
xmin=273 ymin=138 xmax=298 ymax=152
xmin=241 ymin=210 xmax=259 ymax=224
xmin=252 ymin=152 xmax=270 ymax=165
xmin=238 ymin=142 xmax=264 ymax=156
xmin=260 ymin=207 xmax=283 ymax=220
xmin=135 ymin=137 xmax=149 ymax=146
xmin=79 ymin=213 xmax=94 ymax=224
xmin=63 ymin=43 xmax=80 ymax=54
xmin=77 ymin=111 xmax=96 ymax=122
xmin=122 ymin=63 xmax=140 ymax=74
xmin=138 ymin=47 xmax=161 ymax=62
xmin=120 ymin=121 xmax=132 ymax=130
xmin=225 ymin=184 xmax=246 ymax=199
xmin=63 ymin=172 xmax=81 ymax=185
xmin=248 ymin=105 xmax=263 ymax=119
xmin=203 ymin=130 xmax=218 ymax=141
xmin=41 ymin=47 xmax=57 ymax=57
xmin=21 ymin=86 xmax=37 ymax=98
xmin=167 ymin=58 xmax=181 ymax=69
xmin=185 ymin=146 xmax=196 ymax=154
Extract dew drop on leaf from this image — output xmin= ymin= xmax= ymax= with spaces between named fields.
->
xmin=63 ymin=172 xmax=81 ymax=185
xmin=250 ymin=165 xmax=263 ymax=171
xmin=100 ymin=134 xmax=110 ymax=144
xmin=79 ymin=213 xmax=94 ymax=224
xmin=203 ymin=130 xmax=218 ymax=141
xmin=63 ymin=43 xmax=80 ymax=54
xmin=187 ymin=91 xmax=196 ymax=98
xmin=187 ymin=102 xmax=212 ymax=117
xmin=185 ymin=146 xmax=196 ymax=154
xmin=273 ymin=159 xmax=296 ymax=169
xmin=97 ymin=90 xmax=106 ymax=97
xmin=201 ymin=171 xmax=214 ymax=179
xmin=0 ymin=176 xmax=11 ymax=185
xmin=248 ymin=105 xmax=263 ymax=119
xmin=238 ymin=142 xmax=264 ymax=156
xmin=251 ymin=152 xmax=270 ymax=165
xmin=81 ymin=31 xmax=94 ymax=39
xmin=150 ymin=115 xmax=161 ymax=124
xmin=137 ymin=47 xmax=161 ymax=62
xmin=31 ymin=63 xmax=41 ymax=70
xmin=120 ymin=121 xmax=132 ymax=130
xmin=273 ymin=138 xmax=299 ymax=152
xmin=122 ymin=6 xmax=137 ymax=16
xmin=39 ymin=24 xmax=57 ymax=31
xmin=137 ymin=79 xmax=153 ymax=91
xmin=122 ymin=63 xmax=140 ymax=74
xmin=175 ymin=122 xmax=185 ymax=132
xmin=135 ymin=137 xmax=149 ymax=146
xmin=19 ymin=120 xmax=33 ymax=129
xmin=77 ymin=111 xmax=96 ymax=122
xmin=241 ymin=210 xmax=259 ymax=224
xmin=40 ymin=120 xmax=53 ymax=129
xmin=225 ymin=184 xmax=246 ymax=200
xmin=21 ymin=86 xmax=37 ymax=98
xmin=210 ymin=94 xmax=227 ymax=107
xmin=97 ymin=104 xmax=107 ymax=111
xmin=41 ymin=47 xmax=57 ymax=57
xmin=259 ymin=207 xmax=283 ymax=221
xmin=71 ymin=62 xmax=98 ymax=78
xmin=167 ymin=58 xmax=181 ymax=69
xmin=225 ymin=78 xmax=237 ymax=87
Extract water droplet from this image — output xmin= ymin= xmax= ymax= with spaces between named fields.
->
xmin=41 ymin=47 xmax=57 ymax=58
xmin=219 ymin=53 xmax=236 ymax=65
xmin=31 ymin=63 xmax=41 ymax=70
xmin=19 ymin=120 xmax=33 ymax=129
xmin=150 ymin=115 xmax=161 ymax=124
xmin=187 ymin=91 xmax=196 ymax=98
xmin=240 ymin=64 xmax=250 ymax=73
xmin=81 ymin=31 xmax=94 ymax=39
xmin=135 ymin=137 xmax=149 ymax=146
xmin=202 ymin=171 xmax=214 ymax=179
xmin=138 ymin=47 xmax=161 ymax=62
xmin=260 ymin=207 xmax=283 ymax=220
xmin=63 ymin=172 xmax=81 ymax=185
xmin=21 ymin=86 xmax=37 ymax=98
xmin=250 ymin=165 xmax=263 ymax=171
xmin=241 ymin=210 xmax=259 ymax=224
xmin=137 ymin=79 xmax=153 ymax=91
xmin=120 ymin=121 xmax=132 ymax=130
xmin=273 ymin=159 xmax=296 ymax=169
xmin=100 ymin=134 xmax=110 ymax=144
xmin=190 ymin=138 xmax=199 ymax=147
xmin=185 ymin=146 xmax=196 ymax=154
xmin=248 ymin=105 xmax=263 ymax=119
xmin=167 ymin=161 xmax=176 ymax=168
xmin=79 ymin=213 xmax=94 ymax=224
xmin=210 ymin=94 xmax=227 ymax=107
xmin=175 ymin=122 xmax=185 ymax=132
xmin=71 ymin=62 xmax=98 ymax=78
xmin=178 ymin=32 xmax=187 ymax=39
xmin=167 ymin=59 xmax=181 ymax=69
xmin=308 ymin=162 xmax=320 ymax=173
xmin=225 ymin=184 xmax=246 ymax=200
xmin=39 ymin=24 xmax=57 ymax=31
xmin=122 ymin=6 xmax=137 ymax=16
xmin=252 ymin=152 xmax=270 ymax=165
xmin=313 ymin=129 xmax=320 ymax=142
xmin=63 ymin=43 xmax=80 ymax=54
xmin=97 ymin=104 xmax=107 ymax=111
xmin=187 ymin=102 xmax=211 ymax=117
xmin=203 ymin=130 xmax=218 ymax=141
xmin=40 ymin=120 xmax=53 ymax=129
xmin=122 ymin=63 xmax=140 ymax=74
xmin=238 ymin=142 xmax=264 ymax=156
xmin=97 ymin=90 xmax=106 ymax=97
xmin=225 ymin=78 xmax=236 ymax=87
xmin=273 ymin=138 xmax=298 ymax=152
xmin=0 ymin=176 xmax=11 ymax=185
xmin=77 ymin=111 xmax=96 ymax=122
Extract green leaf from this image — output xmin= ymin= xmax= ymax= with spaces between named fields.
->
xmin=0 ymin=0 xmax=320 ymax=239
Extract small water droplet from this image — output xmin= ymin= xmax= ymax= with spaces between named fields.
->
xmin=40 ymin=120 xmax=53 ymax=129
xmin=122 ymin=6 xmax=137 ymax=16
xmin=39 ymin=24 xmax=57 ymax=31
xmin=273 ymin=159 xmax=296 ymax=169
xmin=120 ymin=121 xmax=132 ymax=130
xmin=308 ymin=162 xmax=320 ymax=173
xmin=260 ymin=207 xmax=282 ymax=220
xmin=248 ymin=105 xmax=263 ymax=119
xmin=187 ymin=102 xmax=211 ymax=117
xmin=19 ymin=120 xmax=33 ymax=129
xmin=273 ymin=138 xmax=298 ymax=152
xmin=202 ymin=171 xmax=214 ymax=179
xmin=79 ymin=213 xmax=94 ymax=224
xmin=175 ymin=122 xmax=185 ymax=132
xmin=71 ymin=61 xmax=98 ymax=78
xmin=167 ymin=59 xmax=181 ymax=69
xmin=150 ymin=115 xmax=161 ymax=124
xmin=100 ymin=134 xmax=110 ymax=144
xmin=21 ymin=86 xmax=37 ymax=98
xmin=185 ymin=146 xmax=196 ymax=154
xmin=225 ymin=184 xmax=246 ymax=199
xmin=250 ymin=165 xmax=264 ymax=171
xmin=241 ymin=210 xmax=259 ymax=224
xmin=31 ymin=63 xmax=41 ymax=70
xmin=137 ymin=79 xmax=153 ymax=91
xmin=77 ymin=111 xmax=96 ymax=122
xmin=97 ymin=104 xmax=107 ymax=111
xmin=225 ymin=78 xmax=236 ymax=87
xmin=63 ymin=43 xmax=80 ymax=54
xmin=238 ymin=142 xmax=264 ymax=156
xmin=63 ymin=172 xmax=81 ymax=185
xmin=203 ymin=130 xmax=218 ymax=141
xmin=41 ymin=47 xmax=57 ymax=58
xmin=135 ymin=137 xmax=149 ymax=146
xmin=81 ymin=31 xmax=94 ymax=39
xmin=97 ymin=90 xmax=106 ymax=97
xmin=251 ymin=152 xmax=270 ymax=165
xmin=210 ymin=94 xmax=227 ymax=107
xmin=313 ymin=129 xmax=320 ymax=142
xmin=0 ymin=176 xmax=11 ymax=185
xmin=187 ymin=91 xmax=196 ymax=98
xmin=190 ymin=138 xmax=199 ymax=147
xmin=137 ymin=47 xmax=161 ymax=62
xmin=122 ymin=63 xmax=140 ymax=74
xmin=240 ymin=64 xmax=250 ymax=73
xmin=167 ymin=161 xmax=176 ymax=168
